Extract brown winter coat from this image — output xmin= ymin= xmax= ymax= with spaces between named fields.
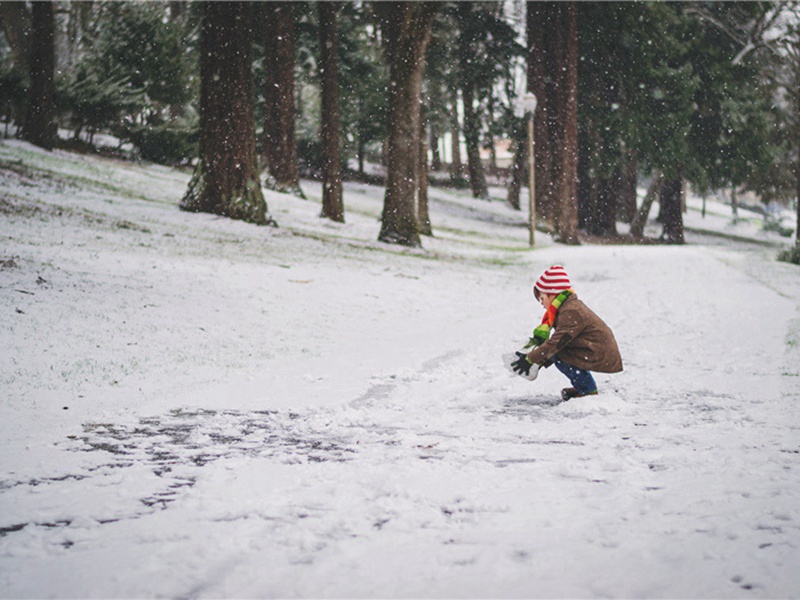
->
xmin=526 ymin=293 xmax=623 ymax=373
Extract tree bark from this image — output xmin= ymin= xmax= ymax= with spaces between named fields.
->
xmin=659 ymin=176 xmax=685 ymax=244
xmin=527 ymin=2 xmax=558 ymax=228
xmin=419 ymin=100 xmax=432 ymax=236
xmin=630 ymin=172 xmax=663 ymax=239
xmin=554 ymin=2 xmax=580 ymax=244
xmin=796 ymin=147 xmax=800 ymax=251
xmin=587 ymin=176 xmax=619 ymax=237
xmin=461 ymin=81 xmax=489 ymax=199
xmin=617 ymin=151 xmax=638 ymax=224
xmin=318 ymin=2 xmax=344 ymax=223
xmin=377 ymin=2 xmax=437 ymax=247
xmin=181 ymin=2 xmax=272 ymax=226
xmin=448 ymin=90 xmax=462 ymax=179
xmin=22 ymin=1 xmax=55 ymax=150
xmin=262 ymin=2 xmax=303 ymax=197
xmin=507 ymin=130 xmax=524 ymax=211
xmin=430 ymin=125 xmax=442 ymax=171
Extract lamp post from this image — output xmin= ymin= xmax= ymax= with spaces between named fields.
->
xmin=524 ymin=92 xmax=538 ymax=247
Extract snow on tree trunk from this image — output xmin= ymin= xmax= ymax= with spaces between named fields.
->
xmin=181 ymin=2 xmax=272 ymax=226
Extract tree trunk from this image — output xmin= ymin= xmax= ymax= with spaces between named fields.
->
xmin=462 ymin=81 xmax=489 ymax=199
xmin=181 ymin=2 xmax=271 ymax=226
xmin=577 ymin=125 xmax=595 ymax=231
xmin=22 ymin=1 xmax=55 ymax=150
xmin=419 ymin=101 xmax=432 ymax=236
xmin=449 ymin=93 xmax=463 ymax=179
xmin=617 ymin=151 xmax=638 ymax=224
xmin=357 ymin=136 xmax=365 ymax=174
xmin=507 ymin=129 xmax=524 ymax=210
xmin=377 ymin=2 xmax=437 ymax=247
xmin=582 ymin=168 xmax=618 ymax=238
xmin=630 ymin=172 xmax=663 ymax=239
xmin=796 ymin=149 xmax=800 ymax=251
xmin=318 ymin=2 xmax=344 ymax=223
xmin=796 ymin=66 xmax=800 ymax=251
xmin=527 ymin=2 xmax=558 ymax=229
xmin=659 ymin=175 xmax=685 ymax=244
xmin=554 ymin=2 xmax=580 ymax=244
xmin=262 ymin=2 xmax=303 ymax=197
xmin=430 ymin=125 xmax=442 ymax=171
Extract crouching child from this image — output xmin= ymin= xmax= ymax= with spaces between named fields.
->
xmin=511 ymin=265 xmax=623 ymax=402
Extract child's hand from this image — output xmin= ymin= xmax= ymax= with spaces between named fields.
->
xmin=511 ymin=352 xmax=539 ymax=380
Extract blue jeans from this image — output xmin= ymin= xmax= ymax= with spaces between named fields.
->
xmin=553 ymin=356 xmax=597 ymax=395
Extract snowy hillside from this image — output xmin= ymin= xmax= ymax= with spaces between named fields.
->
xmin=1 ymin=138 xmax=799 ymax=599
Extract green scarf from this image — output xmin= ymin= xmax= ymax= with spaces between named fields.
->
xmin=524 ymin=289 xmax=573 ymax=349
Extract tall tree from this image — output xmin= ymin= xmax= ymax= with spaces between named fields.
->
xmin=318 ymin=2 xmax=344 ymax=223
xmin=659 ymin=175 xmax=685 ymax=244
xmin=262 ymin=2 xmax=303 ymax=197
xmin=22 ymin=1 xmax=55 ymax=150
xmin=376 ymin=2 xmax=438 ymax=247
xmin=180 ymin=2 xmax=272 ymax=226
xmin=528 ymin=2 xmax=580 ymax=243
xmin=527 ymin=2 xmax=559 ymax=230
xmin=457 ymin=3 xmax=489 ymax=200
xmin=789 ymin=21 xmax=800 ymax=251
xmin=419 ymin=99 xmax=432 ymax=235
xmin=553 ymin=2 xmax=580 ymax=244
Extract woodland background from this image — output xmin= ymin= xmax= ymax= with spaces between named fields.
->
xmin=1 ymin=1 xmax=799 ymax=254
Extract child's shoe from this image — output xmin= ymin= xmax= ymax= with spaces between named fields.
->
xmin=561 ymin=387 xmax=599 ymax=402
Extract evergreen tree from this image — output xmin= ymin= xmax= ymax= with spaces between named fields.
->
xmin=336 ymin=4 xmax=388 ymax=176
xmin=54 ymin=1 xmax=196 ymax=163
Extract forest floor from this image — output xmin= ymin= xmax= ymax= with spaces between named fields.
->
xmin=1 ymin=138 xmax=799 ymax=599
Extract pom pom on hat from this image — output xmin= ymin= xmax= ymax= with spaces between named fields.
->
xmin=534 ymin=265 xmax=572 ymax=295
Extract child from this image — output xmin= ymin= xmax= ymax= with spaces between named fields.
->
xmin=511 ymin=265 xmax=623 ymax=401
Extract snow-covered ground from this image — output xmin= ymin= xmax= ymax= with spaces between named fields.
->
xmin=1 ymin=138 xmax=799 ymax=599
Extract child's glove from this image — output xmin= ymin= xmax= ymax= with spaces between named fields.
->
xmin=511 ymin=352 xmax=540 ymax=380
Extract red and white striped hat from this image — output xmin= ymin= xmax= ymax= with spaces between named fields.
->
xmin=533 ymin=265 xmax=572 ymax=295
